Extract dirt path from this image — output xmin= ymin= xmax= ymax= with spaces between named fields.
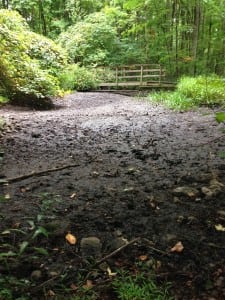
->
xmin=0 ymin=92 xmax=225 ymax=299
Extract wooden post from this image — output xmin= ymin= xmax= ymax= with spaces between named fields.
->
xmin=159 ymin=65 xmax=162 ymax=85
xmin=140 ymin=65 xmax=143 ymax=85
xmin=115 ymin=67 xmax=118 ymax=87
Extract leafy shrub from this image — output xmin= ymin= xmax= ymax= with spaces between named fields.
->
xmin=59 ymin=64 xmax=99 ymax=91
xmin=0 ymin=9 xmax=67 ymax=108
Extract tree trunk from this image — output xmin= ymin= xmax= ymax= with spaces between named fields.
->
xmin=192 ymin=0 xmax=201 ymax=75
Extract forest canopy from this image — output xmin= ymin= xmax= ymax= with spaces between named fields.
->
xmin=0 ymin=0 xmax=225 ymax=106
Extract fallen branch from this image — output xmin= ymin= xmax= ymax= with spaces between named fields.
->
xmin=3 ymin=162 xmax=80 ymax=184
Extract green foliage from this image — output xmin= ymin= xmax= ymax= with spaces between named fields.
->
xmin=0 ymin=276 xmax=30 ymax=300
xmin=177 ymin=76 xmax=225 ymax=106
xmin=112 ymin=271 xmax=173 ymax=300
xmin=0 ymin=9 xmax=67 ymax=108
xmin=150 ymin=75 xmax=225 ymax=110
xmin=215 ymin=112 xmax=225 ymax=123
xmin=58 ymin=12 xmax=118 ymax=66
xmin=150 ymin=91 xmax=195 ymax=111
xmin=59 ymin=64 xmax=99 ymax=91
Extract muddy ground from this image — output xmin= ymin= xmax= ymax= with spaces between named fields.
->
xmin=0 ymin=92 xmax=225 ymax=299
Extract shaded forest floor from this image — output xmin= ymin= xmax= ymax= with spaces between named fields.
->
xmin=0 ymin=92 xmax=225 ymax=299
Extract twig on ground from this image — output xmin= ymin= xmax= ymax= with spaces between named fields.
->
xmin=30 ymin=275 xmax=60 ymax=294
xmin=3 ymin=163 xmax=80 ymax=184
xmin=143 ymin=238 xmax=168 ymax=255
xmin=95 ymin=237 xmax=140 ymax=267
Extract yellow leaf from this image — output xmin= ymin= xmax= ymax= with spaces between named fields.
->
xmin=107 ymin=267 xmax=117 ymax=277
xmin=5 ymin=193 xmax=10 ymax=200
xmin=65 ymin=232 xmax=77 ymax=245
xmin=215 ymin=224 xmax=225 ymax=232
xmin=170 ymin=241 xmax=184 ymax=253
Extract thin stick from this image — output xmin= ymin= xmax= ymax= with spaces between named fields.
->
xmin=95 ymin=238 xmax=140 ymax=267
xmin=3 ymin=162 xmax=81 ymax=184
xmin=143 ymin=238 xmax=168 ymax=255
xmin=30 ymin=275 xmax=60 ymax=294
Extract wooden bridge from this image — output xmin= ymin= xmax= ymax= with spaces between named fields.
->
xmin=97 ymin=64 xmax=175 ymax=89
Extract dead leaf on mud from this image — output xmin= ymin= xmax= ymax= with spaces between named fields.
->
xmin=70 ymin=193 xmax=77 ymax=199
xmin=83 ymin=280 xmax=93 ymax=289
xmin=70 ymin=283 xmax=78 ymax=291
xmin=107 ymin=267 xmax=117 ymax=276
xmin=215 ymin=224 xmax=225 ymax=232
xmin=139 ymin=255 xmax=148 ymax=261
xmin=65 ymin=232 xmax=77 ymax=245
xmin=47 ymin=290 xmax=55 ymax=296
xmin=170 ymin=241 xmax=184 ymax=253
xmin=4 ymin=193 xmax=10 ymax=200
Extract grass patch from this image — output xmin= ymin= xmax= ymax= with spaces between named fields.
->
xmin=149 ymin=75 xmax=225 ymax=110
xmin=149 ymin=91 xmax=195 ymax=110
xmin=112 ymin=270 xmax=173 ymax=300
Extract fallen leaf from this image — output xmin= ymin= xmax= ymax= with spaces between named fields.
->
xmin=4 ymin=193 xmax=10 ymax=200
xmin=215 ymin=224 xmax=225 ymax=232
xmin=83 ymin=280 xmax=93 ymax=289
xmin=20 ymin=187 xmax=27 ymax=193
xmin=47 ymin=290 xmax=55 ymax=296
xmin=70 ymin=283 xmax=78 ymax=291
xmin=70 ymin=193 xmax=77 ymax=199
xmin=65 ymin=232 xmax=77 ymax=245
xmin=107 ymin=267 xmax=117 ymax=276
xmin=170 ymin=241 xmax=184 ymax=253
xmin=139 ymin=255 xmax=148 ymax=261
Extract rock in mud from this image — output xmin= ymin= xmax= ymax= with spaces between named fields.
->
xmin=172 ymin=186 xmax=199 ymax=198
xmin=80 ymin=237 xmax=102 ymax=259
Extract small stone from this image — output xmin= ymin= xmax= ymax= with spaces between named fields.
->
xmin=80 ymin=237 xmax=102 ymax=259
xmin=108 ymin=237 xmax=128 ymax=251
xmin=201 ymin=186 xmax=213 ymax=198
xmin=48 ymin=271 xmax=59 ymax=277
xmin=45 ymin=220 xmax=70 ymax=237
xmin=217 ymin=210 xmax=225 ymax=218
xmin=31 ymin=270 xmax=42 ymax=281
xmin=173 ymin=197 xmax=181 ymax=203
xmin=172 ymin=186 xmax=199 ymax=198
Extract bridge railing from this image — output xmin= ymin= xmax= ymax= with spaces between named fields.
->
xmin=97 ymin=64 xmax=167 ymax=88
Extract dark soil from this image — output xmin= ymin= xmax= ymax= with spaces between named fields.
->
xmin=0 ymin=92 xmax=225 ymax=299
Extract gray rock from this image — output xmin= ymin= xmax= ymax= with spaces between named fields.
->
xmin=108 ymin=237 xmax=128 ymax=252
xmin=31 ymin=270 xmax=42 ymax=281
xmin=80 ymin=237 xmax=102 ymax=259
xmin=172 ymin=186 xmax=199 ymax=198
xmin=44 ymin=220 xmax=70 ymax=237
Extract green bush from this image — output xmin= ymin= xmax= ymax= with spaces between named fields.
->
xmin=0 ymin=9 xmax=67 ymax=108
xmin=59 ymin=64 xmax=99 ymax=91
